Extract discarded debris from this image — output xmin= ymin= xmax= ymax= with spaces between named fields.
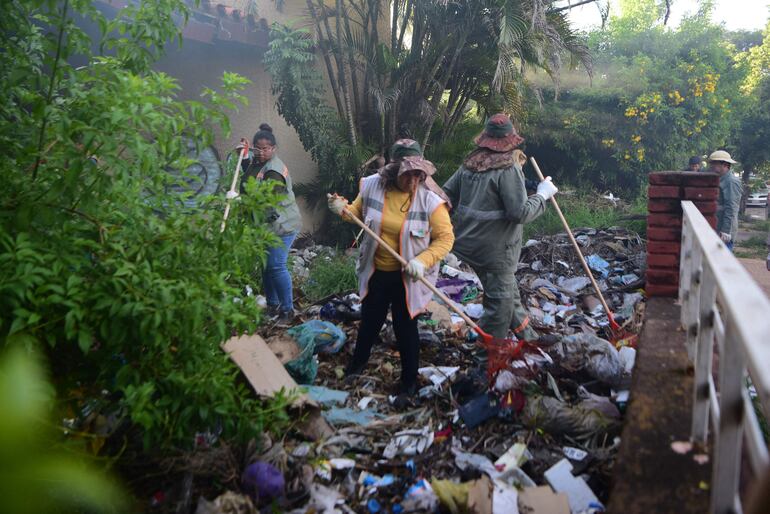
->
xmin=242 ymin=461 xmax=284 ymax=503
xmin=545 ymin=458 xmax=603 ymax=513
xmin=236 ymin=228 xmax=647 ymax=513
xmin=323 ymin=407 xmax=385 ymax=427
xmin=518 ymin=485 xmax=570 ymax=514
xmin=383 ymin=427 xmax=434 ymax=459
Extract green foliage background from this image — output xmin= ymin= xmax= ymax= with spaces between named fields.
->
xmin=0 ymin=0 xmax=291 ymax=454
xmin=523 ymin=1 xmax=760 ymax=193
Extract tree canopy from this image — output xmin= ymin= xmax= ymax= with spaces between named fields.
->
xmin=523 ymin=0 xmax=766 ymax=193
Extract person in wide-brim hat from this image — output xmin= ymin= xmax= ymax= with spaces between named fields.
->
xmin=707 ymin=150 xmax=741 ymax=250
xmin=708 ymin=150 xmax=738 ymax=164
xmin=442 ymin=113 xmax=559 ymax=343
xmin=327 ymin=148 xmax=454 ymax=409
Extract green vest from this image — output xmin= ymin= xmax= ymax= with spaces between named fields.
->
xmin=256 ymin=156 xmax=302 ymax=236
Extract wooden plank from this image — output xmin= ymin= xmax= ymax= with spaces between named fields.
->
xmin=691 ymin=265 xmax=716 ymax=442
xmin=711 ymin=319 xmax=745 ymax=514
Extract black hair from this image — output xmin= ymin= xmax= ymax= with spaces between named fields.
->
xmin=252 ymin=123 xmax=276 ymax=146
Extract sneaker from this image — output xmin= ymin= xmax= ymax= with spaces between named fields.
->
xmin=343 ymin=361 xmax=366 ymax=382
xmin=275 ymin=309 xmax=296 ymax=324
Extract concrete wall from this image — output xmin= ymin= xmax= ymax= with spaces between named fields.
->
xmin=153 ymin=0 xmax=326 ymax=232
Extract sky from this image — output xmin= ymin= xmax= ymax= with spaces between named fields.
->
xmin=565 ymin=0 xmax=769 ymax=32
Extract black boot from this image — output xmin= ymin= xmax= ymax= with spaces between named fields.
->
xmin=392 ymin=382 xmax=417 ymax=410
xmin=344 ymin=360 xmax=367 ymax=383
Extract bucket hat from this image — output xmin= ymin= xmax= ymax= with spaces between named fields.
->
xmin=398 ymin=156 xmax=436 ymax=177
xmin=474 ymin=113 xmax=524 ymax=152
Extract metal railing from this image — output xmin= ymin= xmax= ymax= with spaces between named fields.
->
xmin=679 ymin=201 xmax=770 ymax=514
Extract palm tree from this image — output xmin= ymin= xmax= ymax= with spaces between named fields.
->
xmin=303 ymin=0 xmax=592 ymax=149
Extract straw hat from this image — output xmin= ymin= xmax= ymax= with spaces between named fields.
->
xmin=707 ymin=150 xmax=737 ymax=164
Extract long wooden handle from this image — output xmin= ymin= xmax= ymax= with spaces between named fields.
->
xmin=334 ymin=197 xmax=481 ymax=331
xmin=529 ymin=157 xmax=616 ymax=325
xmin=220 ymin=142 xmax=248 ymax=233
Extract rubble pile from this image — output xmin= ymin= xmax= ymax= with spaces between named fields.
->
xmin=203 ymin=229 xmax=647 ymax=514
xmin=290 ymin=243 xmax=339 ymax=281
xmin=518 ymin=227 xmax=646 ymax=336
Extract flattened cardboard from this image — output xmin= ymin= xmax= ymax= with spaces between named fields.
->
xmin=222 ymin=334 xmax=334 ymax=440
xmin=222 ymin=334 xmax=311 ymax=404
xmin=517 ymin=486 xmax=569 ymax=514
xmin=467 ymin=475 xmax=493 ymax=514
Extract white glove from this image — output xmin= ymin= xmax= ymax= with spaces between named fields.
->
xmin=226 ymin=190 xmax=240 ymax=200
xmin=405 ymin=258 xmax=426 ymax=279
xmin=536 ymin=177 xmax=558 ymax=201
xmin=327 ymin=195 xmax=348 ymax=216
xmin=720 ymin=232 xmax=732 ymax=243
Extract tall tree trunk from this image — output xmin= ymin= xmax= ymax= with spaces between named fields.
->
xmin=318 ymin=0 xmax=356 ymax=145
xmin=341 ymin=9 xmax=361 ymax=135
xmin=305 ymin=0 xmax=345 ymax=119
xmin=395 ymin=0 xmax=413 ymax=56
xmin=422 ymin=31 xmax=468 ymax=149
xmin=445 ymin=81 xmax=476 ymax=141
xmin=444 ymin=74 xmax=466 ymax=125
xmin=391 ymin=0 xmax=400 ymax=52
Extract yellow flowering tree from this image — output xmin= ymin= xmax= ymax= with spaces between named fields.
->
xmin=524 ymin=4 xmax=749 ymax=192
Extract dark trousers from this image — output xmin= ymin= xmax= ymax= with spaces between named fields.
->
xmin=348 ymin=270 xmax=419 ymax=389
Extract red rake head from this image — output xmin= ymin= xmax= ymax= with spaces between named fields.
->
xmin=481 ymin=336 xmax=525 ymax=382
xmin=607 ymin=312 xmax=638 ymax=348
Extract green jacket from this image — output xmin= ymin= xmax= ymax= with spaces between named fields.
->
xmin=716 ymin=172 xmax=742 ymax=239
xmin=442 ymin=163 xmax=546 ymax=270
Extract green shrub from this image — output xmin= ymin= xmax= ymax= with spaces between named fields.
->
xmin=0 ymin=347 xmax=127 ymax=513
xmin=523 ymin=191 xmax=647 ymax=240
xmin=300 ymin=253 xmax=358 ymax=303
xmin=0 ymin=0 xmax=292 ymax=449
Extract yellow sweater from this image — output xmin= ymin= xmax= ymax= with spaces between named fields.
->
xmin=345 ymin=187 xmax=454 ymax=271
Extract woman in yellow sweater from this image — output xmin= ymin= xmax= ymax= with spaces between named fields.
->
xmin=328 ymin=148 xmax=454 ymax=406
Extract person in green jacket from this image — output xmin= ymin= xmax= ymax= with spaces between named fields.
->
xmin=708 ymin=150 xmax=742 ymax=251
xmin=442 ymin=114 xmax=558 ymax=341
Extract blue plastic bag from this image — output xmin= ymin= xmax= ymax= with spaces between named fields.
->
xmin=288 ymin=320 xmax=347 ymax=354
xmin=586 ymin=254 xmax=610 ymax=278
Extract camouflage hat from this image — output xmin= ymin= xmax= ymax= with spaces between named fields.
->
xmin=474 ymin=113 xmax=524 ymax=152
xmin=398 ymin=156 xmax=436 ymax=177
xmin=390 ymin=139 xmax=423 ymax=160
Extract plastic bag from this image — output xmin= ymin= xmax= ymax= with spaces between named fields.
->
xmin=557 ymin=333 xmax=623 ymax=386
xmin=283 ymin=334 xmax=317 ymax=384
xmin=288 ymin=320 xmax=347 ymax=354
xmin=522 ymin=396 xmax=620 ymax=438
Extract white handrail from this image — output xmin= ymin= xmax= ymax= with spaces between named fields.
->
xmin=679 ymin=200 xmax=770 ymax=514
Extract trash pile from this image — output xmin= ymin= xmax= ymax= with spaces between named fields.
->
xmin=202 ymin=228 xmax=646 ymax=514
xmin=290 ymin=243 xmax=339 ymax=281
xmin=518 ymin=227 xmax=646 ymax=337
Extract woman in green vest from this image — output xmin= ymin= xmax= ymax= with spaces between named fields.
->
xmin=230 ymin=124 xmax=303 ymax=320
